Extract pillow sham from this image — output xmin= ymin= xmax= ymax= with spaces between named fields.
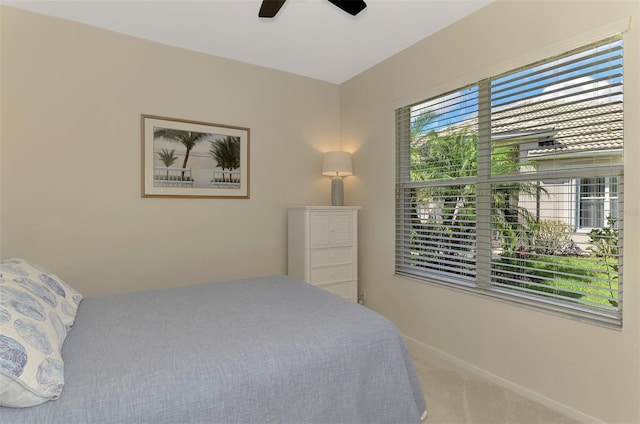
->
xmin=1 ymin=258 xmax=83 ymax=329
xmin=0 ymin=258 xmax=83 ymax=407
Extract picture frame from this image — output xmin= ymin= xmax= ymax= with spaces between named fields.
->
xmin=142 ymin=115 xmax=250 ymax=198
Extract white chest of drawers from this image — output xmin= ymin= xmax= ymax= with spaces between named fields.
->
xmin=288 ymin=206 xmax=360 ymax=301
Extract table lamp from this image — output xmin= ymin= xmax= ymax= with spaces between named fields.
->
xmin=322 ymin=151 xmax=353 ymax=206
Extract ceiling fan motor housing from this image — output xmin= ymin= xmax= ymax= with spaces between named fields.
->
xmin=259 ymin=0 xmax=367 ymax=18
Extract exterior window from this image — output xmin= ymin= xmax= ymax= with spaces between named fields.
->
xmin=578 ymin=177 xmax=618 ymax=229
xmin=396 ymin=36 xmax=624 ymax=326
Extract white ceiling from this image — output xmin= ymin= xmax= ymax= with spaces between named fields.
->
xmin=3 ymin=0 xmax=494 ymax=84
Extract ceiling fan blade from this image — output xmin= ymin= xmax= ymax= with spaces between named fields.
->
xmin=259 ymin=0 xmax=286 ymax=18
xmin=327 ymin=0 xmax=367 ymax=16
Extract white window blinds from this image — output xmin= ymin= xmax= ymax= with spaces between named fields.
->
xmin=396 ymin=36 xmax=623 ymax=326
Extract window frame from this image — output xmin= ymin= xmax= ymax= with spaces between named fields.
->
xmin=395 ymin=36 xmax=624 ymax=327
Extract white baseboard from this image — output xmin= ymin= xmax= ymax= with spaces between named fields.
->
xmin=403 ymin=334 xmax=603 ymax=424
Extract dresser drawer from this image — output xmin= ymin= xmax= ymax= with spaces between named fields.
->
xmin=318 ymin=281 xmax=354 ymax=300
xmin=310 ymin=264 xmax=352 ymax=284
xmin=310 ymin=247 xmax=352 ymax=267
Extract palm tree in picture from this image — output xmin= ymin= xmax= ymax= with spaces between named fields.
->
xmin=154 ymin=128 xmax=209 ymax=179
xmin=157 ymin=148 xmax=178 ymax=180
xmin=209 ymin=136 xmax=240 ymax=182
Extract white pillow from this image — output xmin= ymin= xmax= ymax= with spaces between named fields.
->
xmin=0 ymin=258 xmax=83 ymax=407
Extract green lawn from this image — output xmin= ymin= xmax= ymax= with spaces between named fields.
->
xmin=493 ymin=254 xmax=619 ymax=309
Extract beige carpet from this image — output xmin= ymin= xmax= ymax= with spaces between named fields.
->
xmin=410 ymin=351 xmax=581 ymax=424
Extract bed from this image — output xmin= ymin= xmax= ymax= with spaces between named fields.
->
xmin=0 ymin=259 xmax=427 ymax=423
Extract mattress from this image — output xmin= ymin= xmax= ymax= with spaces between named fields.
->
xmin=0 ymin=275 xmax=426 ymax=423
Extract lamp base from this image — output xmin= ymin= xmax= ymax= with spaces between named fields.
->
xmin=331 ymin=177 xmax=344 ymax=206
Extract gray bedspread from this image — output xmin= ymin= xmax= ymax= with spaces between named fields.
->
xmin=0 ymin=275 xmax=426 ymax=423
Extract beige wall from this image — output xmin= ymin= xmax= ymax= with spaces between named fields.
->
xmin=340 ymin=1 xmax=639 ymax=423
xmin=0 ymin=6 xmax=340 ymax=296
xmin=2 ymin=2 xmax=639 ymax=423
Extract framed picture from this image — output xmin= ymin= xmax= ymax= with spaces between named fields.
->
xmin=142 ymin=115 xmax=250 ymax=198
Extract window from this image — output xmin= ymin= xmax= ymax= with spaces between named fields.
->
xmin=578 ymin=177 xmax=618 ymax=229
xmin=396 ymin=36 xmax=623 ymax=326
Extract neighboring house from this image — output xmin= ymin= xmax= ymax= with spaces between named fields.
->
xmin=410 ymin=95 xmax=622 ymax=253
xmin=493 ymin=99 xmax=623 ymax=244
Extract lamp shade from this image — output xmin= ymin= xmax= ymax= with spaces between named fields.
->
xmin=322 ymin=151 xmax=353 ymax=177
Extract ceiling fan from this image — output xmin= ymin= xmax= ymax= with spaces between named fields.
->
xmin=259 ymin=0 xmax=367 ymax=18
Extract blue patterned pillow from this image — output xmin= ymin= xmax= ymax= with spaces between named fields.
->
xmin=1 ymin=259 xmax=82 ymax=329
xmin=0 ymin=258 xmax=83 ymax=407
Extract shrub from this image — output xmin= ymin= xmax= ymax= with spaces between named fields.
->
xmin=528 ymin=219 xmax=575 ymax=255
xmin=587 ymin=216 xmax=619 ymax=306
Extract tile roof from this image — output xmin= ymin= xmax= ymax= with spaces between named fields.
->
xmin=491 ymin=100 xmax=623 ymax=157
